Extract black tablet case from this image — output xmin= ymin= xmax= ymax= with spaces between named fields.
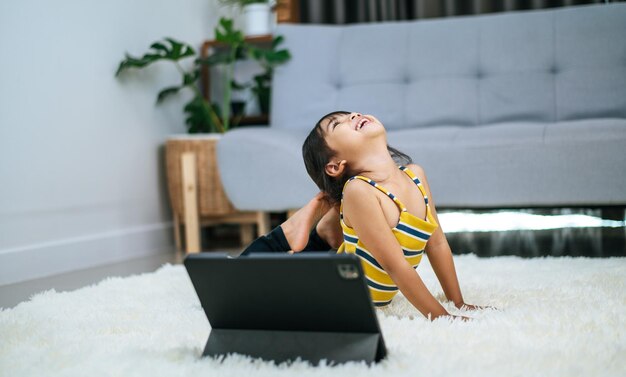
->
xmin=184 ymin=252 xmax=387 ymax=365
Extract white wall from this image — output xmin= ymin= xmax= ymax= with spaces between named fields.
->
xmin=0 ymin=0 xmax=241 ymax=285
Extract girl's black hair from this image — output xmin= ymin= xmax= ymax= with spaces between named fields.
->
xmin=302 ymin=111 xmax=413 ymax=206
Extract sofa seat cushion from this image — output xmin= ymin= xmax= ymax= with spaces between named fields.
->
xmin=218 ymin=119 xmax=626 ymax=210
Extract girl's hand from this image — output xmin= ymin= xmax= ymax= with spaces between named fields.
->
xmin=455 ymin=302 xmax=496 ymax=311
xmin=434 ymin=313 xmax=472 ymax=322
xmin=451 ymin=314 xmax=472 ymax=322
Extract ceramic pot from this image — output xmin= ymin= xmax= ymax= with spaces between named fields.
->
xmin=243 ymin=3 xmax=271 ymax=36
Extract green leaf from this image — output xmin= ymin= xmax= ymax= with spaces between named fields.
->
xmin=193 ymin=69 xmax=201 ymax=81
xmin=272 ymin=49 xmax=291 ymax=63
xmin=188 ymin=123 xmax=200 ymax=134
xmin=220 ymin=17 xmax=233 ymax=31
xmin=252 ymin=76 xmax=270 ymax=90
xmin=164 ymin=37 xmax=183 ymax=59
xmin=180 ymin=45 xmax=195 ymax=58
xmin=157 ymin=86 xmax=182 ymax=103
xmin=247 ymin=46 xmax=263 ymax=61
xmin=231 ymin=80 xmax=249 ymax=90
xmin=183 ymin=72 xmax=197 ymax=86
xmin=215 ymin=29 xmax=226 ymax=43
xmin=116 ymin=55 xmax=151 ymax=75
xmin=184 ymin=96 xmax=210 ymax=133
xmin=115 ymin=37 xmax=197 ymax=76
xmin=183 ymin=96 xmax=224 ymax=133
xmin=215 ymin=17 xmax=245 ymax=45
xmin=150 ymin=42 xmax=169 ymax=53
xmin=272 ymin=35 xmax=284 ymax=49
xmin=142 ymin=53 xmax=163 ymax=61
xmin=234 ymin=45 xmax=247 ymax=60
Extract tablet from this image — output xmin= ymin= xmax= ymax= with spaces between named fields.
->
xmin=184 ymin=252 xmax=387 ymax=365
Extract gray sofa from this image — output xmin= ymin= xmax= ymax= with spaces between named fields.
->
xmin=217 ymin=3 xmax=626 ymax=211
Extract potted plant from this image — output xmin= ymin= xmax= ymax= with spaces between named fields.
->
xmin=115 ymin=17 xmax=289 ymax=131
xmin=115 ymin=18 xmax=247 ymax=133
xmin=114 ymin=17 xmax=290 ymax=253
xmin=218 ymin=0 xmax=273 ymax=36
xmin=247 ymin=35 xmax=290 ymax=114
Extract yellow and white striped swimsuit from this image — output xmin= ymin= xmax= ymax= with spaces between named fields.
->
xmin=336 ymin=165 xmax=439 ymax=307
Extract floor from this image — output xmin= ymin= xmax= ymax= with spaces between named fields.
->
xmin=1 ymin=206 xmax=624 ymax=310
xmin=0 ymin=252 xmax=185 ymax=310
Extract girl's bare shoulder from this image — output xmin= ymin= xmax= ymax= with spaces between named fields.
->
xmin=341 ymin=177 xmax=383 ymax=228
xmin=342 ymin=176 xmax=376 ymax=199
xmin=406 ymin=163 xmax=427 ymax=181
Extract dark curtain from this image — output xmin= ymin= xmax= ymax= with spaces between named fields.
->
xmin=299 ymin=0 xmax=618 ymax=24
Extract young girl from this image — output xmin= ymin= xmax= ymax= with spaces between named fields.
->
xmin=241 ymin=111 xmax=489 ymax=321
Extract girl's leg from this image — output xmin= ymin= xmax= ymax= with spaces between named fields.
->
xmin=239 ymin=225 xmax=331 ymax=256
xmin=310 ymin=206 xmax=344 ymax=250
xmin=301 ymin=227 xmax=332 ymax=252
xmin=239 ymin=193 xmax=341 ymax=256
xmin=239 ymin=225 xmax=291 ymax=255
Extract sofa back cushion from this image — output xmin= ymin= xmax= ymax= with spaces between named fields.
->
xmin=271 ymin=3 xmax=626 ymax=131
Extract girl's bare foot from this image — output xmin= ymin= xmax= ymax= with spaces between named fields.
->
xmin=281 ymin=192 xmax=331 ymax=252
xmin=316 ymin=206 xmax=344 ymax=249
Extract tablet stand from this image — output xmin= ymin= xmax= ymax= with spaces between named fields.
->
xmin=203 ymin=328 xmax=387 ymax=366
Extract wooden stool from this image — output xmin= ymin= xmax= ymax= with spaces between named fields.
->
xmin=166 ymin=135 xmax=270 ymax=254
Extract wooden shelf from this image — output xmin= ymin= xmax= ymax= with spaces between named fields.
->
xmin=200 ymin=34 xmax=274 ymax=116
xmin=201 ymin=35 xmax=273 ymax=53
xmin=232 ymin=114 xmax=269 ymax=126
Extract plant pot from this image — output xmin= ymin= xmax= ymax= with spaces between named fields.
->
xmin=230 ymin=100 xmax=246 ymax=117
xmin=243 ymin=3 xmax=271 ymax=36
xmin=256 ymin=87 xmax=270 ymax=114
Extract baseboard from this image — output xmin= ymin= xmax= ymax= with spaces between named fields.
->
xmin=0 ymin=223 xmax=174 ymax=285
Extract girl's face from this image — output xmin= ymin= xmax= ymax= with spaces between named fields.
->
xmin=320 ymin=112 xmax=386 ymax=155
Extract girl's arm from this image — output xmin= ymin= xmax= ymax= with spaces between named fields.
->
xmin=408 ymin=164 xmax=467 ymax=308
xmin=342 ymin=180 xmax=450 ymax=320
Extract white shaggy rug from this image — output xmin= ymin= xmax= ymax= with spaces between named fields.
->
xmin=1 ymin=254 xmax=625 ymax=377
